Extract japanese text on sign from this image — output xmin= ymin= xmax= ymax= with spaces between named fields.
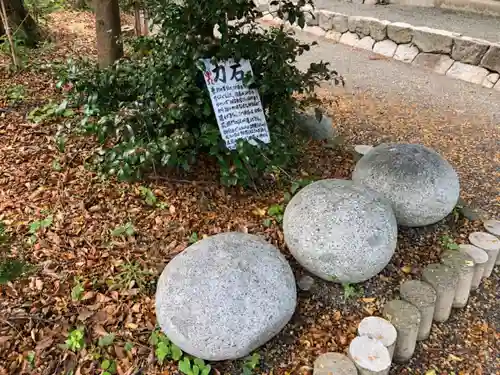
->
xmin=202 ymin=58 xmax=270 ymax=149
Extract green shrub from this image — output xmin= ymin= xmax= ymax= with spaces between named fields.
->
xmin=57 ymin=0 xmax=341 ymax=186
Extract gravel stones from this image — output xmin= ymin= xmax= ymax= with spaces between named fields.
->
xmin=155 ymin=232 xmax=297 ymax=360
xmin=399 ymin=280 xmax=436 ymax=341
xmin=421 ymin=263 xmax=458 ymax=322
xmin=283 ymin=179 xmax=397 ymax=284
xmin=352 ymin=143 xmax=460 ymax=227
xmin=313 ymin=352 xmax=358 ymax=375
xmin=383 ymin=300 xmax=421 ymax=363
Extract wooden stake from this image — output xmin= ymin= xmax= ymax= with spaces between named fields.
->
xmin=0 ymin=0 xmax=20 ymax=69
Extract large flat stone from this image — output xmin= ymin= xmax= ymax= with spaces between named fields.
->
xmin=373 ymin=40 xmax=397 ymax=57
xmin=412 ymin=26 xmax=459 ymax=54
xmin=340 ymin=31 xmax=360 ymax=47
xmin=348 ymin=16 xmax=378 ymax=37
xmin=352 ymin=143 xmax=460 ymax=227
xmin=155 ymin=232 xmax=297 ymax=361
xmin=482 ymin=73 xmax=500 ymax=88
xmin=387 ymin=22 xmax=413 ymax=44
xmin=394 ymin=43 xmax=419 ymax=63
xmin=413 ymin=53 xmax=454 ymax=75
xmin=446 ymin=62 xmax=490 ymax=85
xmin=368 ymin=19 xmax=390 ymax=41
xmin=284 ymin=179 xmax=397 ymax=283
xmin=480 ymin=45 xmax=500 ymax=74
xmin=452 ymin=37 xmax=491 ymax=65
xmin=356 ymin=36 xmax=376 ymax=51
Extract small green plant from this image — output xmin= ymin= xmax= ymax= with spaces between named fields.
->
xmin=4 ymin=84 xmax=26 ymax=105
xmin=342 ymin=283 xmax=363 ymax=300
xmin=440 ymin=235 xmax=459 ymax=250
xmin=149 ymin=330 xmax=183 ymax=364
xmin=139 ymin=186 xmax=157 ymax=206
xmin=115 ymin=261 xmax=152 ymax=291
xmin=138 ymin=186 xmax=168 ymax=208
xmin=52 ymin=158 xmax=62 ymax=171
xmin=242 ymin=353 xmax=261 ymax=375
xmin=28 ymin=215 xmax=53 ymax=244
xmin=188 ymin=232 xmax=199 ymax=244
xmin=267 ymin=204 xmax=284 ymax=224
xmin=71 ymin=277 xmax=85 ymax=301
xmin=27 ymin=101 xmax=74 ymax=124
xmin=26 ymin=351 xmax=35 ymax=368
xmin=111 ymin=222 xmax=136 ymax=237
xmin=100 ymin=358 xmax=117 ymax=375
xmin=179 ymin=357 xmax=211 ymax=375
xmin=124 ymin=342 xmax=134 ymax=352
xmin=65 ymin=327 xmax=85 ymax=352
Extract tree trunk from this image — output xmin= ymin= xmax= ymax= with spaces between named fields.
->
xmin=94 ymin=0 xmax=123 ymax=68
xmin=134 ymin=1 xmax=141 ymax=36
xmin=3 ymin=0 xmax=41 ymax=47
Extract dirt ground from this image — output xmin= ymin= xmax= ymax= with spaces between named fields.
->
xmin=0 ymin=11 xmax=498 ymax=375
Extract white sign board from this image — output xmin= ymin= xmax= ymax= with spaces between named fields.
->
xmin=202 ymin=58 xmax=270 ymax=150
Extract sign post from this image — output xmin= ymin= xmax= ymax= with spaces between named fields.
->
xmin=202 ymin=58 xmax=270 ymax=150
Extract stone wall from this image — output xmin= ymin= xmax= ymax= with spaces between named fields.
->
xmin=260 ymin=7 xmax=500 ymax=90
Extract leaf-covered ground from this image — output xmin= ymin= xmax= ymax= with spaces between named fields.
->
xmin=0 ymin=11 xmax=498 ymax=375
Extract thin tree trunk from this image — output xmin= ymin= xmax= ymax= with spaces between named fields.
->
xmin=0 ymin=0 xmax=20 ymax=68
xmin=4 ymin=0 xmax=41 ymax=47
xmin=94 ymin=0 xmax=123 ymax=68
xmin=133 ymin=1 xmax=141 ymax=36
xmin=142 ymin=9 xmax=148 ymax=35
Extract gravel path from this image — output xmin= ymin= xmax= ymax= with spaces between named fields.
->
xmin=293 ymin=31 xmax=500 ymax=215
xmin=312 ymin=0 xmax=500 ymax=43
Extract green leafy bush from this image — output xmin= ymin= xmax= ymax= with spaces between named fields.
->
xmin=58 ymin=0 xmax=340 ymax=186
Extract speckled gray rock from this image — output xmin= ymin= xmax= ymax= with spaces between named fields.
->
xmin=349 ymin=336 xmax=391 ymax=375
xmin=298 ymin=275 xmax=315 ymax=291
xmin=155 ymin=232 xmax=297 ymax=361
xmin=283 ymin=179 xmax=397 ymax=284
xmin=352 ymin=143 xmax=460 ymax=227
xmin=383 ymin=300 xmax=420 ymax=363
xmin=296 ymin=110 xmax=337 ymax=140
xmin=459 ymin=244 xmax=488 ymax=290
xmin=469 ymin=231 xmax=500 ymax=276
xmin=421 ymin=263 xmax=458 ymax=322
xmin=313 ymin=352 xmax=358 ymax=375
xmin=399 ymin=280 xmax=436 ymax=341
xmin=357 ymin=316 xmax=397 ymax=358
xmin=441 ymin=250 xmax=475 ymax=308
